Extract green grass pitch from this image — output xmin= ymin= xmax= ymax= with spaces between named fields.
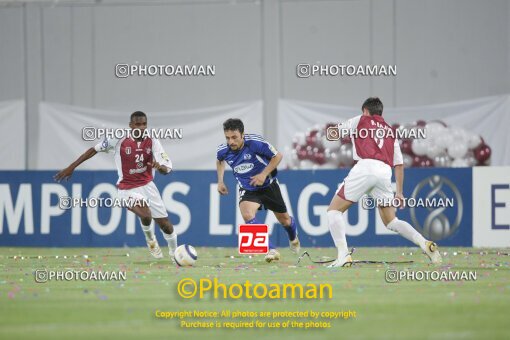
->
xmin=1 ymin=246 xmax=509 ymax=340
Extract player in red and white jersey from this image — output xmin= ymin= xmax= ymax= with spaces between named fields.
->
xmin=327 ymin=97 xmax=442 ymax=267
xmin=54 ymin=111 xmax=178 ymax=262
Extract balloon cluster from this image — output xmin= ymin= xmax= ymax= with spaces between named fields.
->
xmin=285 ymin=121 xmax=491 ymax=169
xmin=397 ymin=120 xmax=491 ymax=168
xmin=284 ymin=123 xmax=354 ymax=170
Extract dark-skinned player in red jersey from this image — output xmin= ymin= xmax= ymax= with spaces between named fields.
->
xmin=54 ymin=111 xmax=178 ymax=262
xmin=326 ymin=97 xmax=442 ymax=267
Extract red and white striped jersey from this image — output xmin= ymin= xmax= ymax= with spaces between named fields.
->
xmin=94 ymin=137 xmax=172 ymax=189
xmin=339 ymin=114 xmax=403 ymax=167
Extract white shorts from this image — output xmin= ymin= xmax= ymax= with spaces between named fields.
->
xmin=336 ymin=159 xmax=394 ymax=203
xmin=117 ymin=181 xmax=168 ymax=218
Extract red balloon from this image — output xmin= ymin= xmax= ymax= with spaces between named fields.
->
xmin=297 ymin=149 xmax=307 ymax=160
xmin=308 ymin=129 xmax=319 ymax=137
xmin=412 ymin=155 xmax=422 ymax=167
xmin=419 ymin=157 xmax=433 ymax=167
xmin=400 ymin=139 xmax=413 ymax=154
xmin=314 ymin=153 xmax=326 ymax=165
xmin=474 ymin=144 xmax=491 ymax=164
xmin=305 ymin=135 xmax=317 ymax=146
xmin=416 ymin=120 xmax=427 ymax=127
xmin=412 ymin=155 xmax=432 ymax=167
xmin=341 ymin=135 xmax=351 ymax=144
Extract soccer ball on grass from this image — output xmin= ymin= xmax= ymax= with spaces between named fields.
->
xmin=174 ymin=244 xmax=197 ymax=267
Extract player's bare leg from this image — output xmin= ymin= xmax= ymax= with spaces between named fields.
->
xmin=239 ymin=200 xmax=260 ymax=222
xmin=240 ymin=201 xmax=280 ymax=262
xmin=154 ymin=217 xmax=178 ymax=262
xmin=378 ymin=206 xmax=442 ymax=264
xmin=273 ymin=212 xmax=300 ymax=254
xmin=129 ymin=204 xmax=163 ymax=259
xmin=327 ymin=194 xmax=354 ymax=267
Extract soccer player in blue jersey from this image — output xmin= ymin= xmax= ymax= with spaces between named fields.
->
xmin=216 ymin=118 xmax=300 ymax=262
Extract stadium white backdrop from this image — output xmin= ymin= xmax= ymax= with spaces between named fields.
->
xmin=0 ymin=100 xmax=25 ymax=169
xmin=1 ymin=0 xmax=509 ymax=169
xmin=0 ymin=94 xmax=509 ymax=169
xmin=36 ymin=101 xmax=262 ymax=170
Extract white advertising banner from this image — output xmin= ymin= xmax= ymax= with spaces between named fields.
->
xmin=473 ymin=167 xmax=510 ymax=247
xmin=37 ymin=101 xmax=263 ymax=170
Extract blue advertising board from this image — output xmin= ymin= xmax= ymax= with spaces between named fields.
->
xmin=0 ymin=168 xmax=472 ymax=247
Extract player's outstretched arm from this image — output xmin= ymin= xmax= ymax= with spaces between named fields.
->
xmin=250 ymin=152 xmax=283 ymax=187
xmin=54 ymin=147 xmax=97 ymax=182
xmin=216 ymin=159 xmax=228 ymax=195
xmin=394 ymin=164 xmax=405 ymax=209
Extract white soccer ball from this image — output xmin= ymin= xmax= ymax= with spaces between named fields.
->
xmin=174 ymin=244 xmax=198 ymax=267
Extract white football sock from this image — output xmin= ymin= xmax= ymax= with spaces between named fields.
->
xmin=327 ymin=210 xmax=349 ymax=258
xmin=387 ymin=218 xmax=427 ymax=250
xmin=162 ymin=231 xmax=178 ymax=255
xmin=140 ymin=221 xmax=154 ymax=241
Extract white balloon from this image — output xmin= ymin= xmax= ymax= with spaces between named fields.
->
xmin=451 ymin=158 xmax=468 ymax=168
xmin=447 ymin=143 xmax=468 ymax=159
xmin=320 ymin=163 xmax=337 ymax=169
xmin=433 ymin=154 xmax=452 ymax=167
xmin=467 ymin=133 xmax=482 ymax=149
xmin=435 ymin=133 xmax=452 ymax=149
xmin=425 ymin=122 xmax=446 ymax=139
xmin=426 ymin=143 xmax=444 ymax=159
xmin=299 ymin=160 xmax=314 ymax=169
xmin=450 ymin=127 xmax=466 ymax=137
xmin=411 ymin=139 xmax=428 ymax=156
xmin=403 ymin=154 xmax=413 ymax=168
xmin=338 ymin=144 xmax=353 ymax=166
xmin=465 ymin=154 xmax=477 ymax=167
xmin=325 ymin=149 xmax=340 ymax=166
xmin=450 ymin=127 xmax=469 ymax=144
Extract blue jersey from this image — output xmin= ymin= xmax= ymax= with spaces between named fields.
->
xmin=217 ymin=134 xmax=279 ymax=191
